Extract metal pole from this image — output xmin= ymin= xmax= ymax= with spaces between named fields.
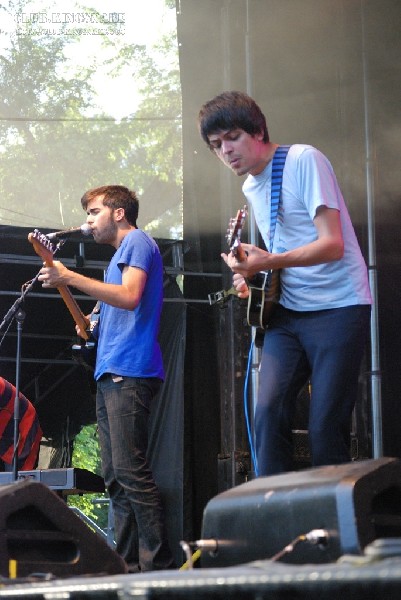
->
xmin=361 ymin=1 xmax=383 ymax=457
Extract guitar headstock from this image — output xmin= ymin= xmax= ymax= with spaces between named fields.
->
xmin=28 ymin=229 xmax=56 ymax=266
xmin=226 ymin=205 xmax=247 ymax=257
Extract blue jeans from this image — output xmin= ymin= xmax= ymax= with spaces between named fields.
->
xmin=96 ymin=375 xmax=174 ymax=572
xmin=255 ymin=304 xmax=371 ymax=476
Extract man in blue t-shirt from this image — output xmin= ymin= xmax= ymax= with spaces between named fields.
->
xmin=39 ymin=185 xmax=174 ymax=573
xmin=198 ymin=91 xmax=372 ymax=476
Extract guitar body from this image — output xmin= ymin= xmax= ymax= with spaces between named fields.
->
xmin=247 ymin=270 xmax=280 ymax=329
xmin=72 ymin=304 xmax=100 ymax=371
xmin=225 ymin=206 xmax=281 ymax=330
xmin=72 ymin=335 xmax=97 ymax=372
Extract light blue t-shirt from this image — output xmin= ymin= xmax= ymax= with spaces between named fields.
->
xmin=242 ymin=144 xmax=372 ymax=310
xmin=94 ymin=229 xmax=164 ymax=381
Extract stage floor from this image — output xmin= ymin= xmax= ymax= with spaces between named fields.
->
xmin=1 ymin=555 xmax=401 ymax=599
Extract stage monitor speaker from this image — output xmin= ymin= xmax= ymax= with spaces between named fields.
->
xmin=200 ymin=457 xmax=401 ymax=568
xmin=0 ymin=479 xmax=127 ymax=578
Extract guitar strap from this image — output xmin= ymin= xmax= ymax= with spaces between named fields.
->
xmin=269 ymin=145 xmax=291 ymax=252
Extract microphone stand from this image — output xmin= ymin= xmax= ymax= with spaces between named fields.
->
xmin=0 ymin=236 xmax=66 ymax=481
xmin=12 ymin=304 xmax=26 ymax=480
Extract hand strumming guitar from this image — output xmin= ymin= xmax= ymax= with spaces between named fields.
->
xmin=232 ymin=273 xmax=249 ymax=299
xmin=222 ymin=204 xmax=281 ymax=329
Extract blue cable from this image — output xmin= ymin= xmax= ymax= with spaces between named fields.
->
xmin=244 ymin=334 xmax=259 ymax=477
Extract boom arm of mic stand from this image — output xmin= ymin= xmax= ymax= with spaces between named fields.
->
xmin=0 ymin=270 xmax=40 ymax=336
xmin=0 ymin=296 xmax=24 ymax=335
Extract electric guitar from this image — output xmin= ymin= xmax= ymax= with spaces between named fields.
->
xmin=225 ymin=206 xmax=281 ymax=329
xmin=28 ymin=229 xmax=90 ymax=339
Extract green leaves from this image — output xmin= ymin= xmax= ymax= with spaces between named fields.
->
xmin=0 ymin=0 xmax=182 ymax=238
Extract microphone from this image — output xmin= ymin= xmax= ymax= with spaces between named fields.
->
xmin=46 ymin=223 xmax=92 ymax=240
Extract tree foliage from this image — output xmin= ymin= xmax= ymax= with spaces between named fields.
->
xmin=69 ymin=423 xmax=109 ymax=530
xmin=0 ymin=0 xmax=182 ymax=236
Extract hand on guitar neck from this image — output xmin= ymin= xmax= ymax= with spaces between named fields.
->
xmin=220 ymin=205 xmax=249 ymax=300
xmin=223 ymin=206 xmax=281 ymax=330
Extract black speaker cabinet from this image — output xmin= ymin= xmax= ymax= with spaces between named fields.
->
xmin=201 ymin=457 xmax=401 ymax=567
xmin=0 ymin=479 xmax=127 ymax=578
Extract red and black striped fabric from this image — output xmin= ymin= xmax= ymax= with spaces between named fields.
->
xmin=0 ymin=377 xmax=43 ymax=470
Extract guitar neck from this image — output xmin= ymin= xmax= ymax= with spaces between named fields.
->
xmin=27 ymin=230 xmax=90 ymax=339
xmin=233 ymin=243 xmax=247 ymax=262
xmin=56 ymin=285 xmax=89 ymax=341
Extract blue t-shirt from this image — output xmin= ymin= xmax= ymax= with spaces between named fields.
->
xmin=242 ymin=144 xmax=372 ymax=310
xmin=94 ymin=229 xmax=164 ymax=381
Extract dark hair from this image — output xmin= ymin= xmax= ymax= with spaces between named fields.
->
xmin=198 ymin=91 xmax=269 ymax=148
xmin=81 ymin=185 xmax=139 ymax=226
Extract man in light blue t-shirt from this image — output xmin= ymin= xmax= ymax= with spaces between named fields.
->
xmin=199 ymin=91 xmax=372 ymax=476
xmin=39 ymin=185 xmax=174 ymax=573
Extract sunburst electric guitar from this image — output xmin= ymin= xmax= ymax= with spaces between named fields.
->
xmin=225 ymin=206 xmax=281 ymax=330
xmin=28 ymin=229 xmax=90 ymax=340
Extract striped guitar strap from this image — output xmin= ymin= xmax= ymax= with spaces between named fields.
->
xmin=269 ymin=144 xmax=291 ymax=251
xmin=245 ymin=144 xmax=291 ymax=332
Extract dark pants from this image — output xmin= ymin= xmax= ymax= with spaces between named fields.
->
xmin=96 ymin=375 xmax=174 ymax=572
xmin=255 ymin=304 xmax=371 ymax=476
